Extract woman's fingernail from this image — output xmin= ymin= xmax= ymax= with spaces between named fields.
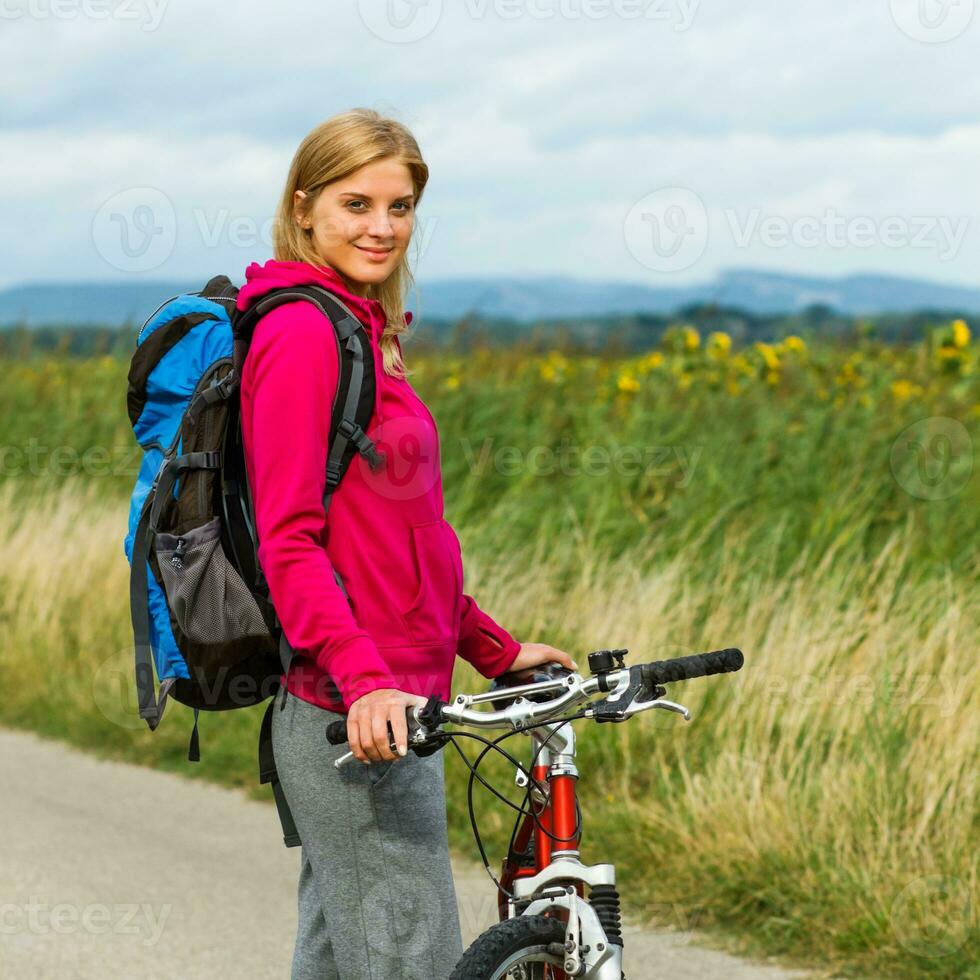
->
xmin=398 ymin=746 xmax=407 ymax=756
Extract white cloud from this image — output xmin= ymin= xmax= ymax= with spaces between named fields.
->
xmin=3 ymin=0 xmax=980 ymax=288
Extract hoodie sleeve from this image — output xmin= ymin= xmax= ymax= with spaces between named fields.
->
xmin=456 ymin=593 xmax=522 ymax=678
xmin=240 ymin=301 xmax=398 ymax=710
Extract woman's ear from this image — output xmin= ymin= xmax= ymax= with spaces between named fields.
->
xmin=293 ymin=190 xmax=309 ymax=228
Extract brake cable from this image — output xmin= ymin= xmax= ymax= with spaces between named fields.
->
xmin=430 ymin=707 xmax=591 ymax=900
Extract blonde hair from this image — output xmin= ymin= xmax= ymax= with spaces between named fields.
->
xmin=273 ymin=108 xmax=429 ymax=378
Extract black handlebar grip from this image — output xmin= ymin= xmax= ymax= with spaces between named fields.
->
xmin=325 ymin=719 xmax=349 ymax=745
xmin=642 ymin=647 xmax=744 ymax=686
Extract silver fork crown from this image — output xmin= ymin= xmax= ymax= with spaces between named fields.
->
xmin=510 ymin=859 xmax=622 ymax=979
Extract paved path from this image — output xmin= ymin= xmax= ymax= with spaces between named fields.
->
xmin=0 ymin=727 xmax=813 ymax=979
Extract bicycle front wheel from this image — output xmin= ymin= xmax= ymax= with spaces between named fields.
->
xmin=450 ymin=914 xmax=568 ymax=979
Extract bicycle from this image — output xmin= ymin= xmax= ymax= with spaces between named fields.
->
xmin=326 ymin=645 xmax=745 ymax=979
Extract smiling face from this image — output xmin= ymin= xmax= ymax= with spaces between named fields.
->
xmin=294 ymin=157 xmax=415 ymax=297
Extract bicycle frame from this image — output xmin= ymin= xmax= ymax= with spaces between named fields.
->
xmin=437 ymin=668 xmax=683 ymax=979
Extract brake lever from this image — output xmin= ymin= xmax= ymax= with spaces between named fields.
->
xmin=332 ymin=700 xmax=449 ymax=769
xmin=632 ymin=697 xmax=691 ymax=720
xmin=587 ymin=669 xmax=693 ymax=723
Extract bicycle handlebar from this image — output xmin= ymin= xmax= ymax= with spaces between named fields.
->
xmin=324 ymin=647 xmax=744 ymax=750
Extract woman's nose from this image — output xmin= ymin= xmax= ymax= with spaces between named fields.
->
xmin=365 ymin=206 xmax=394 ymax=238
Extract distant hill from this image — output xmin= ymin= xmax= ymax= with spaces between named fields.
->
xmin=3 ymin=268 xmax=980 ymax=327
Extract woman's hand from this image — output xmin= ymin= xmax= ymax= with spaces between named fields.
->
xmin=505 ymin=642 xmax=578 ymax=675
xmin=346 ymin=688 xmax=429 ymax=764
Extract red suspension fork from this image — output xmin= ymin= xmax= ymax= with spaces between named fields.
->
xmin=540 ymin=770 xmax=581 ymax=980
xmin=548 ymin=773 xmax=578 ymax=855
xmin=499 ymin=747 xmax=583 ymax=929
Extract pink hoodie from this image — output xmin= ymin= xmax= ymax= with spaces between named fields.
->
xmin=237 ymin=259 xmax=521 ymax=712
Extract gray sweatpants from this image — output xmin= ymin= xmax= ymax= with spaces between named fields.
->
xmin=270 ymin=684 xmax=465 ymax=979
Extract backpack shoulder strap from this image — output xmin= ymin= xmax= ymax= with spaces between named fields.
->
xmin=230 ymin=285 xmax=388 ymax=680
xmin=231 ymin=284 xmax=386 ymax=508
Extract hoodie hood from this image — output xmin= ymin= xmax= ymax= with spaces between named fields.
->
xmin=236 ymin=259 xmax=408 ymax=340
xmin=237 ymin=259 xmax=413 ymax=424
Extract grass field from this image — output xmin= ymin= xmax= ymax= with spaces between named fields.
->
xmin=0 ymin=321 xmax=977 ymax=978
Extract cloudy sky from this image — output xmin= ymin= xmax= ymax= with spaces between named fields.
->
xmin=2 ymin=0 xmax=979 ymax=290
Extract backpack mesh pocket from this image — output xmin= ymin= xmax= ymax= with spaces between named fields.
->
xmin=154 ymin=516 xmax=268 ymax=645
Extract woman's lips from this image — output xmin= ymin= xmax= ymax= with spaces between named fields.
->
xmin=356 ymin=245 xmax=393 ymax=262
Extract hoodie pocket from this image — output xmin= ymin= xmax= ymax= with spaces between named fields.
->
xmin=401 ymin=519 xmax=461 ymax=645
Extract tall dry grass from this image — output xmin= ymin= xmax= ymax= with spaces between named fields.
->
xmin=1 ymin=476 xmax=975 ymax=978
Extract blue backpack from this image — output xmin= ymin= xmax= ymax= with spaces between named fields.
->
xmin=123 ymin=273 xmax=385 ymax=845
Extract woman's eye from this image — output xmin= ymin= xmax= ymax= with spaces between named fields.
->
xmin=346 ymin=201 xmax=412 ymax=213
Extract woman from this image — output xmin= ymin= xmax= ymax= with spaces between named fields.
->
xmin=238 ymin=108 xmax=574 ymax=979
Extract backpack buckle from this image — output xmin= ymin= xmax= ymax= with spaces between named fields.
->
xmin=212 ymin=371 xmax=236 ymax=397
xmin=336 ymin=418 xmax=360 ymax=441
xmin=336 ymin=419 xmax=386 ymax=472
